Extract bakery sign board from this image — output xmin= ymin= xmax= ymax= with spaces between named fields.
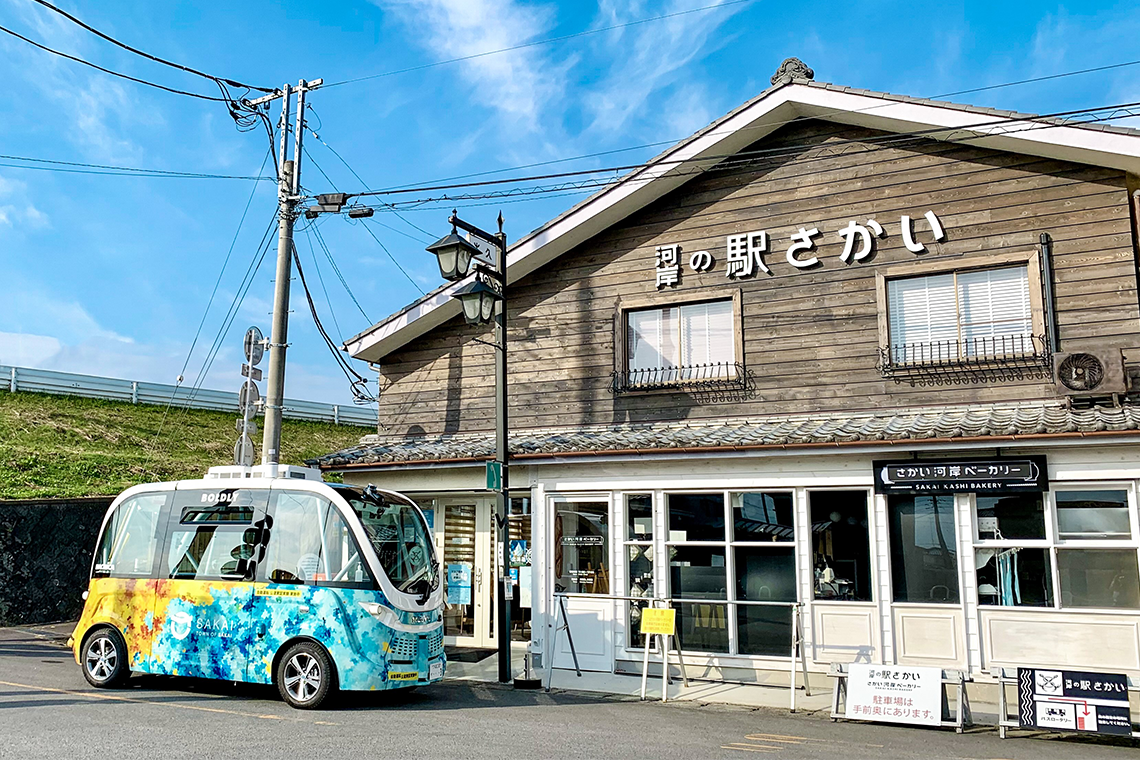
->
xmin=1017 ymin=668 xmax=1132 ymax=736
xmin=845 ymin=664 xmax=943 ymax=726
xmin=873 ymin=456 xmax=1048 ymax=495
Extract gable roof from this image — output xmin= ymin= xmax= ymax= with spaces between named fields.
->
xmin=345 ymin=75 xmax=1140 ymax=364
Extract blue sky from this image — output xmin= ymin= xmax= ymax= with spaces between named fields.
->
xmin=1 ymin=0 xmax=1139 ymax=405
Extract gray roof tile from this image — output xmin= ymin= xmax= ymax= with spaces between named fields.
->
xmin=309 ymin=401 xmax=1140 ymax=469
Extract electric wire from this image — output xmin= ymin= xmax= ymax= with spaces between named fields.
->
xmin=301 ymin=224 xmax=344 ymax=340
xmin=309 ymin=220 xmax=377 ymax=321
xmin=0 ymin=152 xmax=274 ymax=180
xmin=301 ymin=147 xmax=426 ymax=301
xmin=0 ymin=22 xmax=227 ymax=101
xmin=323 ymin=0 xmax=753 ymax=89
xmin=139 ymin=151 xmax=270 ymax=478
xmin=331 ymin=99 xmax=1140 ymax=203
xmin=290 ymin=240 xmax=377 ymax=404
xmin=31 ymin=0 xmax=274 ymax=92
xmin=369 ymin=58 xmax=1140 ymax=195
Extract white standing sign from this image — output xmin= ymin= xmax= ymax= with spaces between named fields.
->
xmin=845 ymin=663 xmax=943 ymax=726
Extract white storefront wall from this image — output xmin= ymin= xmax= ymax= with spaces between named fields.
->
xmin=342 ymin=439 xmax=1140 ymax=682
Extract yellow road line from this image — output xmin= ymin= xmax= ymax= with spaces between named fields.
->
xmin=0 ymin=679 xmax=337 ymax=725
xmin=746 ymin=733 xmax=884 ymax=748
xmin=722 ymin=743 xmax=781 ymax=753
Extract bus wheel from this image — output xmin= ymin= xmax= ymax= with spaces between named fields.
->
xmin=81 ymin=628 xmax=130 ymax=689
xmin=276 ymin=642 xmax=335 ymax=709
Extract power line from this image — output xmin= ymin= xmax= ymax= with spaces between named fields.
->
xmin=355 ymin=106 xmax=1140 ymax=212
xmin=332 ymin=99 xmax=1140 ymax=202
xmin=309 ymin=220 xmax=379 ymax=319
xmin=372 ymin=57 xmax=1140 ymax=196
xmin=301 ymin=225 xmax=344 ymax=339
xmin=31 ymin=0 xmax=274 ymax=93
xmin=323 ymin=0 xmax=753 ymax=89
xmin=0 ymin=22 xmax=227 ymax=101
xmin=0 ymin=152 xmax=274 ymax=180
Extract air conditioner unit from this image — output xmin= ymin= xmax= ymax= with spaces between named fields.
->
xmin=1053 ymin=348 xmax=1127 ymax=396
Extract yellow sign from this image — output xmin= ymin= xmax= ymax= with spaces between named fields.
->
xmin=639 ymin=607 xmax=676 ymax=636
xmin=388 ymin=671 xmax=419 ymax=681
xmin=254 ymin=587 xmax=303 ymax=598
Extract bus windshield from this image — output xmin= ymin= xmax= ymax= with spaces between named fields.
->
xmin=338 ymin=487 xmax=439 ymax=601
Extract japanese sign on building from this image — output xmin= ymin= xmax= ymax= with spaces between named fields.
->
xmin=873 ymin=456 xmax=1047 ymax=495
xmin=652 ymin=209 xmax=946 ymax=288
xmin=1017 ymin=668 xmax=1132 ymax=736
xmin=845 ymin=664 xmax=943 ymax=726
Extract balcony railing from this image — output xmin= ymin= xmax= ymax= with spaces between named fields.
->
xmin=609 ymin=361 xmax=748 ymax=394
xmin=878 ymin=333 xmax=1052 ymax=386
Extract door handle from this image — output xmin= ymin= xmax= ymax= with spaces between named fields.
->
xmin=474 ymin=567 xmax=483 ymax=588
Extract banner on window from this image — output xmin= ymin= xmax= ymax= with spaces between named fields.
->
xmin=873 ymin=456 xmax=1047 ymax=495
xmin=845 ymin=664 xmax=943 ymax=726
xmin=1017 ymin=668 xmax=1132 ymax=736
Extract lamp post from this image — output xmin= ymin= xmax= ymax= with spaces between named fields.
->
xmin=426 ymin=210 xmax=512 ymax=684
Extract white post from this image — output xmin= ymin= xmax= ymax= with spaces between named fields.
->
xmin=10 ymin=366 xmax=16 ymax=392
xmin=333 ymin=404 xmax=340 ymax=425
xmin=640 ymin=636 xmax=651 ymax=700
xmin=661 ymin=634 xmax=670 ymax=703
xmin=131 ymin=381 xmax=139 ymax=404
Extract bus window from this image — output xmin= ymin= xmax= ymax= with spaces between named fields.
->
xmin=166 ymin=489 xmax=268 ymax=581
xmin=265 ymin=492 xmax=372 ymax=587
xmin=340 ymin=489 xmax=438 ymax=600
xmin=93 ymin=493 xmax=167 ymax=578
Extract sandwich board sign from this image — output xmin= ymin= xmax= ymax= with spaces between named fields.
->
xmin=845 ymin=664 xmax=943 ymax=726
xmin=1017 ymin=668 xmax=1132 ymax=736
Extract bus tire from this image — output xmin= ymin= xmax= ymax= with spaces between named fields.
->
xmin=275 ymin=641 xmax=336 ymax=709
xmin=81 ymin=627 xmax=130 ymax=689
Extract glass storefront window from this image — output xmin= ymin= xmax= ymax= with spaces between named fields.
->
xmin=731 ymin=492 xmax=794 ymax=542
xmin=809 ymin=491 xmax=872 ymax=601
xmin=676 ymin=602 xmax=729 ymax=653
xmin=669 ymin=545 xmax=727 ymax=599
xmin=976 ymin=494 xmax=1046 ymax=540
xmin=627 ymin=494 xmax=653 ymax=541
xmin=509 ymin=497 xmax=532 ymax=642
xmin=1058 ymin=549 xmax=1140 ymax=609
xmin=975 ymin=547 xmax=1053 ymax=607
xmin=667 ymin=493 xmax=724 ymax=542
xmin=888 ymin=494 xmax=960 ymax=603
xmin=555 ymin=501 xmax=609 ymax=594
xmin=1056 ymin=490 xmax=1131 ymax=539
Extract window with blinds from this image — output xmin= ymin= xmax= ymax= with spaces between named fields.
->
xmin=626 ymin=299 xmax=736 ymax=384
xmin=887 ymin=266 xmax=1033 ymax=364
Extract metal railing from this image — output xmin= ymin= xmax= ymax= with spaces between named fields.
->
xmin=609 ymin=361 xmax=749 ymax=394
xmin=877 ymin=334 xmax=1051 ymax=386
xmin=0 ymin=364 xmax=377 ymax=427
xmin=546 ymin=592 xmax=810 ymax=710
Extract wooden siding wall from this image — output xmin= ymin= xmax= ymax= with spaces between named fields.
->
xmin=374 ymin=121 xmax=1140 ymax=438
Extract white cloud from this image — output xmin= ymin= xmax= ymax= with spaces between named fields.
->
xmin=374 ymin=0 xmax=569 ymax=129
xmin=0 ymin=331 xmax=61 ymax=366
xmin=583 ymin=0 xmax=744 ymax=136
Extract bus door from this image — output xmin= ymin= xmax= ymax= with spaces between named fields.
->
xmin=87 ymin=491 xmax=171 ymax=667
xmin=152 ymin=487 xmax=270 ymax=681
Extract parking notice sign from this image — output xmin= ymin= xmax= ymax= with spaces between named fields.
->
xmin=1017 ymin=668 xmax=1132 ymax=736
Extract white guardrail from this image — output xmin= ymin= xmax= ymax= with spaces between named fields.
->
xmin=0 ymin=364 xmax=377 ymax=427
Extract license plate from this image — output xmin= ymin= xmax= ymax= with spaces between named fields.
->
xmin=429 ymin=660 xmax=443 ymax=680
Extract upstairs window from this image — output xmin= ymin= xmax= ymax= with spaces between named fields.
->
xmin=887 ymin=265 xmax=1033 ymax=364
xmin=623 ymin=299 xmax=736 ymax=388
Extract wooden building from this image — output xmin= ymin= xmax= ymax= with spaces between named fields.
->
xmin=314 ymin=60 xmax=1140 ymax=688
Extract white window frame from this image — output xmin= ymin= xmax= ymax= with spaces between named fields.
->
xmin=970 ymin=482 xmax=1140 ymax=611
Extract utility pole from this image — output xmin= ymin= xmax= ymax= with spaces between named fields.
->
xmin=250 ymin=78 xmax=321 ymax=465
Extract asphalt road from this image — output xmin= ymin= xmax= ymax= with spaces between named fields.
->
xmin=2 ymin=629 xmax=1137 ymax=760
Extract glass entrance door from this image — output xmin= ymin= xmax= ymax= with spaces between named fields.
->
xmin=441 ymin=498 xmax=495 ymax=648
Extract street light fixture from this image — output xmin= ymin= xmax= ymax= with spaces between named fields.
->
xmin=426 ymin=210 xmax=513 ymax=685
xmin=425 ymin=229 xmax=482 ymax=282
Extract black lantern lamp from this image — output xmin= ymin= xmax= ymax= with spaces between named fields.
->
xmin=451 ymin=279 xmax=500 ymax=325
xmin=426 ymin=228 xmax=482 ymax=282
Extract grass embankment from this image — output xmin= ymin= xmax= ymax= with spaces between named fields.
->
xmin=0 ymin=390 xmax=368 ymax=499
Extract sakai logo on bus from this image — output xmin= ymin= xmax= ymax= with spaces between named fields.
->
xmin=165 ymin=608 xmax=236 ymax=641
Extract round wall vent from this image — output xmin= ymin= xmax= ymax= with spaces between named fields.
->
xmin=1058 ymin=353 xmax=1105 ymax=391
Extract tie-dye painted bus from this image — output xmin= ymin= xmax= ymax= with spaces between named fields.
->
xmin=70 ymin=465 xmax=444 ymax=709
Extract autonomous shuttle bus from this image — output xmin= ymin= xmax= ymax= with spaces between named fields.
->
xmin=71 ymin=465 xmax=444 ymax=709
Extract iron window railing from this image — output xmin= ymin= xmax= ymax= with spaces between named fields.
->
xmin=610 ymin=361 xmax=747 ymax=394
xmin=878 ymin=334 xmax=1051 ymax=385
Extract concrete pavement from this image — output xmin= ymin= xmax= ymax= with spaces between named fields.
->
xmin=2 ymin=627 xmax=1137 ymax=759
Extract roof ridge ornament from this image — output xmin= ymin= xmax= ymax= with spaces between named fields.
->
xmin=771 ymin=57 xmax=814 ymax=85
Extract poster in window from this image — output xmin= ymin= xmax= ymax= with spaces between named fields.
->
xmin=446 ymin=563 xmax=472 ymax=605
